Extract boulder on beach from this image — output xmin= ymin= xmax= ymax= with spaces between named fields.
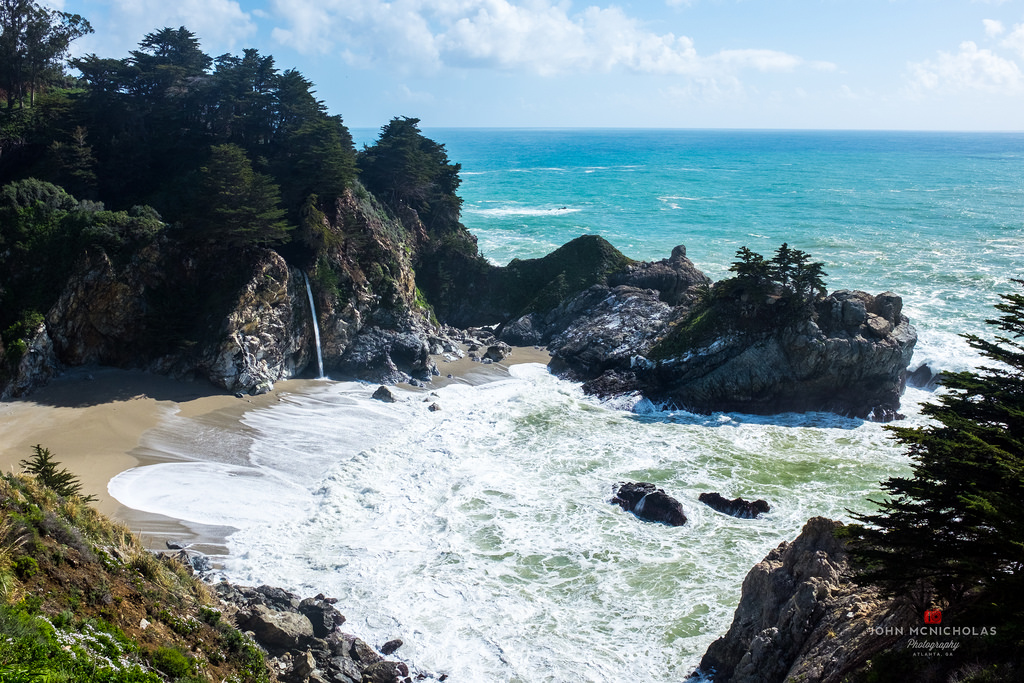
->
xmin=612 ymin=482 xmax=687 ymax=526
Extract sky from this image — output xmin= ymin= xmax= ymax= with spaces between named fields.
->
xmin=43 ymin=0 xmax=1024 ymax=130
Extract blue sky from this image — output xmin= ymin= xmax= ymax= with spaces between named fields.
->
xmin=46 ymin=0 xmax=1024 ymax=130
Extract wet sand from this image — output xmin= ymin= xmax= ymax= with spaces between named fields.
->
xmin=0 ymin=345 xmax=551 ymax=554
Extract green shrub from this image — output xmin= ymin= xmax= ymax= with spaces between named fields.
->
xmin=13 ymin=556 xmax=38 ymax=580
xmin=151 ymin=646 xmax=194 ymax=678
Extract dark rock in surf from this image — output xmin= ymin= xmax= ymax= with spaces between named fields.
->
xmin=699 ymin=492 xmax=771 ymax=519
xmin=612 ymin=482 xmax=687 ymax=526
xmin=379 ymin=638 xmax=403 ymax=656
xmin=361 ymin=660 xmax=410 ymax=683
xmin=907 ymin=362 xmax=941 ymax=390
xmin=299 ymin=596 xmax=346 ymax=638
xmin=372 ymin=385 xmax=397 ymax=403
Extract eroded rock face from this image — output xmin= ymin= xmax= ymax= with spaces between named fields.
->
xmin=608 ymin=244 xmax=712 ymax=306
xmin=2 ymin=185 xmax=458 ymax=397
xmin=0 ymin=323 xmax=61 ymax=399
xmin=545 ymin=285 xmax=675 ymax=381
xmin=200 ymin=252 xmax=311 ymax=395
xmin=693 ymin=517 xmax=908 ymax=683
xmin=546 ymin=280 xmax=917 ymax=420
xmin=612 ymin=482 xmax=687 ymax=526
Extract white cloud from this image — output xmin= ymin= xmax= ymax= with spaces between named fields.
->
xmin=268 ymin=0 xmax=813 ymax=79
xmin=908 ymin=40 xmax=1024 ymax=94
xmin=56 ymin=0 xmax=257 ymax=58
xmin=983 ymin=19 xmax=1005 ymax=37
xmin=712 ymin=49 xmax=803 ymax=72
xmin=111 ymin=0 xmax=256 ymax=49
xmin=1002 ymin=22 xmax=1024 ymax=59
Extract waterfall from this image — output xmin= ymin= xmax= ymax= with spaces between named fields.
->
xmin=302 ymin=272 xmax=325 ymax=379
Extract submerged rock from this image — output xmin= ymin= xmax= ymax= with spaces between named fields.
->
xmin=698 ymin=492 xmax=770 ymax=519
xmin=906 ymin=362 xmax=941 ymax=390
xmin=612 ymin=482 xmax=687 ymax=526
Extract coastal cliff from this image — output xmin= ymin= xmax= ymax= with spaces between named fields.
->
xmin=693 ymin=517 xmax=904 ymax=683
xmin=0 ymin=469 xmax=425 ymax=683
xmin=1 ymin=228 xmax=917 ymax=420
xmin=0 ymin=182 xmax=450 ymax=398
xmin=497 ymin=245 xmax=916 ymax=420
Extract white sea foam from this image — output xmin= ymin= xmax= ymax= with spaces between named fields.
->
xmin=110 ymin=130 xmax=1023 ymax=681
xmin=113 ymin=363 xmax=920 ymax=682
xmin=469 ymin=206 xmax=582 ymax=218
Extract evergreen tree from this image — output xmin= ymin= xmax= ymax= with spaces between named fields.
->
xmin=729 ymin=246 xmax=771 ymax=282
xmin=852 ymin=279 xmax=1024 ymax=611
xmin=193 ymin=143 xmax=291 ymax=249
xmin=281 ymin=115 xmax=357 ymax=206
xmin=358 ymin=116 xmax=462 ymax=231
xmin=0 ymin=0 xmax=91 ymax=109
xmin=20 ymin=444 xmax=95 ymax=501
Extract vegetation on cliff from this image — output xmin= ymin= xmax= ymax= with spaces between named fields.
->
xmin=847 ymin=279 xmax=1024 ymax=680
xmin=0 ymin=6 xmax=475 ymax=388
xmin=649 ymin=243 xmax=828 ymax=360
xmin=0 ymin=448 xmax=271 ymax=682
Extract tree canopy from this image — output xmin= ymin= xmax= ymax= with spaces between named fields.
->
xmin=852 ymin=279 xmax=1024 ymax=619
xmin=0 ymin=0 xmax=92 ymax=109
xmin=192 ymin=143 xmax=292 ymax=250
xmin=2 ymin=26 xmax=358 ymax=224
xmin=358 ymin=116 xmax=462 ymax=232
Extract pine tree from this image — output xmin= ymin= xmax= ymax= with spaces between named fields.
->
xmin=852 ymin=279 xmax=1024 ymax=611
xmin=728 ymin=246 xmax=770 ymax=282
xmin=194 ymin=143 xmax=292 ymax=249
xmin=20 ymin=444 xmax=95 ymax=501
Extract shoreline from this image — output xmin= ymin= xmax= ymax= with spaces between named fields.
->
xmin=0 ymin=345 xmax=551 ymax=556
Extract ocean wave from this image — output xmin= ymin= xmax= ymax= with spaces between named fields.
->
xmin=468 ymin=206 xmax=582 ymax=217
xmin=110 ymin=360 xmax=927 ymax=681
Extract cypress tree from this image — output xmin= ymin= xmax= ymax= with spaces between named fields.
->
xmin=194 ymin=143 xmax=292 ymax=249
xmin=852 ymin=279 xmax=1024 ymax=612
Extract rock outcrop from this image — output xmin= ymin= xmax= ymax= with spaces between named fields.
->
xmin=607 ymin=244 xmax=712 ymax=306
xmin=215 ymin=582 xmax=421 ymax=683
xmin=611 ymin=482 xmax=688 ymax=526
xmin=2 ymin=222 xmax=916 ymax=419
xmin=693 ymin=517 xmax=909 ymax=683
xmin=541 ymin=252 xmax=916 ymax=419
xmin=699 ymin=493 xmax=770 ymax=519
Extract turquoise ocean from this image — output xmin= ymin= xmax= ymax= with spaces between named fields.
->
xmin=111 ymin=130 xmax=1023 ymax=681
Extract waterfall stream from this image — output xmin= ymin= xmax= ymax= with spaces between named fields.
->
xmin=302 ymin=272 xmax=325 ymax=378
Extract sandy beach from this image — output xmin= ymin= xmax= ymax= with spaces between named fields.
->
xmin=0 ymin=345 xmax=551 ymax=554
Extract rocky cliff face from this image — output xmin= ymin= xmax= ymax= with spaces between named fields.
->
xmin=694 ymin=517 xmax=910 ymax=683
xmin=1 ymin=184 xmax=449 ymax=398
xmin=532 ymin=246 xmax=916 ymax=420
xmin=2 ymin=219 xmax=916 ymax=417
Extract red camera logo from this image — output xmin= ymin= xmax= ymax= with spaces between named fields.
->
xmin=923 ymin=609 xmax=942 ymax=624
